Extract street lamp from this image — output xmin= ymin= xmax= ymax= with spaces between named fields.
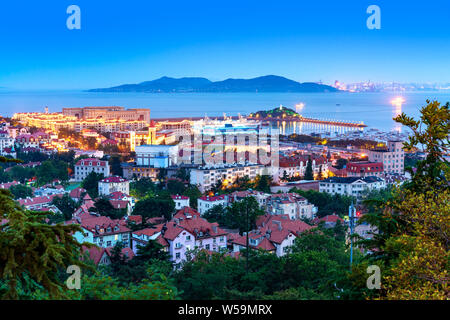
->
xmin=245 ymin=188 xmax=252 ymax=275
xmin=349 ymin=201 xmax=356 ymax=269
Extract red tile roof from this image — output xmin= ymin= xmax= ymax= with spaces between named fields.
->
xmin=17 ymin=194 xmax=62 ymax=207
xmin=171 ymin=194 xmax=189 ymax=200
xmin=100 ymin=176 xmax=128 ymax=183
xmin=199 ymin=195 xmax=227 ymax=202
xmin=69 ymin=187 xmax=86 ymax=199
xmin=76 ymin=158 xmax=108 ymax=167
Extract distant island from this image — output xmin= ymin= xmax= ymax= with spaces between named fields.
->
xmin=248 ymin=106 xmax=367 ymax=128
xmin=88 ymin=75 xmax=339 ymax=93
xmin=249 ymin=106 xmax=301 ymax=119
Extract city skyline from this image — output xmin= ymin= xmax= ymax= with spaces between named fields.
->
xmin=0 ymin=0 xmax=449 ymax=90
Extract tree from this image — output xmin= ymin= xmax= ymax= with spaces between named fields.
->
xmin=51 ymin=193 xmax=78 ymax=221
xmin=9 ymin=184 xmax=33 ymax=200
xmin=0 ymin=166 xmax=11 ymax=183
xmin=394 ymin=100 xmax=449 ymax=193
xmin=72 ymin=268 xmax=178 ymax=300
xmin=90 ymin=197 xmax=126 ymax=220
xmin=304 ymin=158 xmax=314 ymax=180
xmin=359 ymin=100 xmax=450 ymax=300
xmin=106 ymin=241 xmax=171 ymax=285
xmin=182 ymin=185 xmax=202 ymax=209
xmin=35 ymin=160 xmax=69 ymax=185
xmin=156 ymin=168 xmax=168 ymax=184
xmin=129 ymin=177 xmax=156 ymax=199
xmin=109 ymin=155 xmax=123 ymax=177
xmin=317 ymin=165 xmax=324 ymax=180
xmin=7 ymin=166 xmax=35 ymax=183
xmin=290 ymin=188 xmax=354 ymax=217
xmin=254 ymin=174 xmax=272 ymax=193
xmin=175 ymin=167 xmax=190 ymax=182
xmin=81 ymin=171 xmax=104 ymax=199
xmin=166 ymin=179 xmax=186 ymax=195
xmin=334 ymin=158 xmax=348 ymax=170
xmin=0 ymin=189 xmax=90 ymax=299
xmin=204 ymin=197 xmax=265 ymax=234
xmin=131 ymin=196 xmax=175 ymax=222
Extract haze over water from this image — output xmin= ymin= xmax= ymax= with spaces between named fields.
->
xmin=0 ymin=90 xmax=449 ymax=133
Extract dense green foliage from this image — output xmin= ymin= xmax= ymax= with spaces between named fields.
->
xmin=81 ymin=171 xmax=104 ymax=199
xmin=9 ymin=184 xmax=33 ymax=199
xmin=290 ymin=188 xmax=354 ymax=217
xmin=203 ymin=197 xmax=265 ymax=234
xmin=174 ymin=225 xmax=355 ymax=300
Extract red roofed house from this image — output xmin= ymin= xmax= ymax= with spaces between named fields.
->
xmin=313 ymin=214 xmax=344 ymax=228
xmin=17 ymin=194 xmax=63 ymax=211
xmin=278 ymin=154 xmax=329 ymax=181
xmin=131 ymin=224 xmax=165 ymax=253
xmin=197 ymin=194 xmax=228 ymax=215
xmin=157 ymin=207 xmax=228 ymax=266
xmin=266 ymin=193 xmax=317 ymax=220
xmin=69 ymin=187 xmax=87 ymax=202
xmin=230 ymin=214 xmax=314 ymax=257
xmin=0 ymin=181 xmax=20 ymax=189
xmin=171 ymin=194 xmax=190 ymax=210
xmin=346 ymin=161 xmax=384 ymax=178
xmin=74 ymin=158 xmax=110 ymax=181
xmin=82 ymin=245 xmax=135 ymax=266
xmin=71 ymin=215 xmax=131 ymax=248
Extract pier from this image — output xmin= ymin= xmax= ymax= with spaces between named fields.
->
xmin=246 ymin=115 xmax=367 ymax=129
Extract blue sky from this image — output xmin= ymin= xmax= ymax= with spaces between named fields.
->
xmin=0 ymin=0 xmax=449 ymax=90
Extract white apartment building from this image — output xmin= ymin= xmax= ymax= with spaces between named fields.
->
xmin=319 ymin=176 xmax=386 ymax=199
xmin=197 ymin=195 xmax=228 ymax=215
xmin=98 ymin=176 xmax=130 ymax=196
xmin=171 ymin=194 xmax=190 ymax=210
xmin=190 ymin=162 xmax=266 ymax=193
xmin=367 ymin=140 xmax=405 ymax=174
xmin=74 ymin=158 xmax=110 ymax=181
xmin=267 ymin=193 xmax=318 ymax=220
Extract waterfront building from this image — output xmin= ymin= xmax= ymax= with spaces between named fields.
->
xmin=12 ymin=112 xmax=149 ymax=133
xmin=62 ymin=106 xmax=150 ymax=123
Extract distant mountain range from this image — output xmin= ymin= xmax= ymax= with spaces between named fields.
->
xmin=88 ymin=75 xmax=338 ymax=93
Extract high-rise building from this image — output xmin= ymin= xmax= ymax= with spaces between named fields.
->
xmin=367 ymin=140 xmax=405 ymax=174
